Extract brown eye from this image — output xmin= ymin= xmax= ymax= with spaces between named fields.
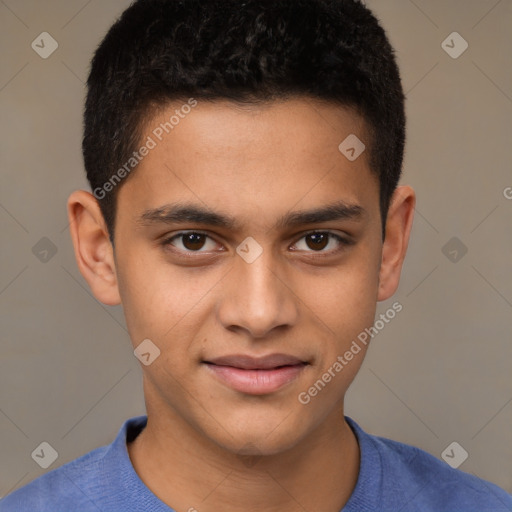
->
xmin=162 ymin=231 xmax=219 ymax=253
xmin=182 ymin=233 xmax=207 ymax=251
xmin=291 ymin=231 xmax=351 ymax=254
xmin=305 ymin=233 xmax=329 ymax=251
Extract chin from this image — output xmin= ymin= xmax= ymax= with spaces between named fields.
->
xmin=208 ymin=415 xmax=308 ymax=457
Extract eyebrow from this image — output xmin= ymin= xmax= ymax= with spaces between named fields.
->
xmin=138 ymin=200 xmax=366 ymax=231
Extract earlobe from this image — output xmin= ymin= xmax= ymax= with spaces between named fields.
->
xmin=377 ymin=185 xmax=416 ymax=302
xmin=67 ymin=190 xmax=121 ymax=306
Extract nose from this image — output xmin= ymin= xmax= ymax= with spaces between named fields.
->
xmin=216 ymin=246 xmax=299 ymax=339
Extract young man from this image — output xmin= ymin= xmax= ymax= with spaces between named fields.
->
xmin=2 ymin=0 xmax=511 ymax=511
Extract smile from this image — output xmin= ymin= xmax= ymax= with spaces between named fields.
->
xmin=203 ymin=354 xmax=309 ymax=395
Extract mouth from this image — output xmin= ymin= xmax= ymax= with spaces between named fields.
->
xmin=203 ymin=354 xmax=309 ymax=395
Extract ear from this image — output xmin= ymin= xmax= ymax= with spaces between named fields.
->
xmin=67 ymin=190 xmax=121 ymax=306
xmin=377 ymin=185 xmax=416 ymax=301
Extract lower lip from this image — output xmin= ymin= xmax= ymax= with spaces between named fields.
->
xmin=205 ymin=363 xmax=306 ymax=395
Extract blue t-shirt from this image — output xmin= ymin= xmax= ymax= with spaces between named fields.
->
xmin=1 ymin=415 xmax=511 ymax=511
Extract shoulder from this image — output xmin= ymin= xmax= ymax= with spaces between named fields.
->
xmin=0 ymin=444 xmax=110 ymax=511
xmin=346 ymin=417 xmax=512 ymax=511
xmin=372 ymin=434 xmax=511 ymax=509
xmin=0 ymin=416 xmax=148 ymax=512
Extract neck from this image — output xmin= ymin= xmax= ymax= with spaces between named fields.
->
xmin=128 ymin=398 xmax=359 ymax=512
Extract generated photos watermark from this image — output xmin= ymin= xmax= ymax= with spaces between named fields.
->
xmin=93 ymin=98 xmax=198 ymax=200
xmin=298 ymin=301 xmax=403 ymax=405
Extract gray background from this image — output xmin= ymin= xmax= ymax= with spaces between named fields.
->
xmin=1 ymin=0 xmax=511 ymax=499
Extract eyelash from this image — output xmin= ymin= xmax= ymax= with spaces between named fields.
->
xmin=160 ymin=230 xmax=353 ymax=258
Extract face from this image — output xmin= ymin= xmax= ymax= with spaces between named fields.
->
xmin=70 ymin=98 xmax=413 ymax=456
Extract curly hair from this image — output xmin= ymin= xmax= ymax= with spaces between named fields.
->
xmin=83 ymin=0 xmax=405 ymax=240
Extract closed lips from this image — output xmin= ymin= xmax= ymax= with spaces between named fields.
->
xmin=203 ymin=354 xmax=308 ymax=370
xmin=203 ymin=354 xmax=310 ymax=395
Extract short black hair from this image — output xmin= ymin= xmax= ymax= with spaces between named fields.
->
xmin=83 ymin=0 xmax=405 ymax=241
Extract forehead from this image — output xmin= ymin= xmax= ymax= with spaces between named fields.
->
xmin=117 ymin=98 xmax=379 ymax=229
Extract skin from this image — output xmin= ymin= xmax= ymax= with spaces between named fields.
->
xmin=68 ymin=98 xmax=415 ymax=512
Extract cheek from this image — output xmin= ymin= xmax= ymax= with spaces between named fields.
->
xmin=293 ymin=265 xmax=377 ymax=419
xmin=300 ymin=249 xmax=380 ymax=341
xmin=115 ymin=245 xmax=224 ymax=348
